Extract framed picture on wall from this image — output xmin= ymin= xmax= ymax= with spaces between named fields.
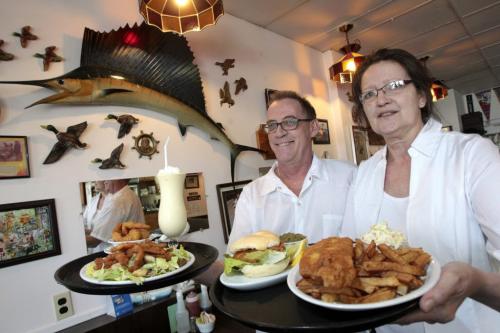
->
xmin=352 ymin=126 xmax=370 ymax=165
xmin=216 ymin=180 xmax=251 ymax=243
xmin=313 ymin=119 xmax=331 ymax=145
xmin=184 ymin=174 xmax=199 ymax=189
xmin=0 ymin=136 xmax=30 ymax=179
xmin=0 ymin=199 xmax=61 ymax=268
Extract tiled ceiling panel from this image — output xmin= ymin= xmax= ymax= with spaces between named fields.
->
xmin=223 ymin=0 xmax=307 ymax=27
xmin=448 ymin=0 xmax=500 ymax=16
xmin=462 ymin=3 xmax=500 ymax=35
xmin=391 ymin=21 xmax=467 ymax=56
xmin=225 ymin=0 xmax=500 ymax=93
xmin=266 ymin=0 xmax=388 ymax=45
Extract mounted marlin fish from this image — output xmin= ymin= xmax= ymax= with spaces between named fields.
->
xmin=0 ymin=23 xmax=261 ymax=183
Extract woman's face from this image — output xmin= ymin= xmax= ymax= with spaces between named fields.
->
xmin=360 ymin=61 xmax=426 ymax=141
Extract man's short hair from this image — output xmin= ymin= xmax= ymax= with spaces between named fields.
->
xmin=268 ymin=90 xmax=317 ymax=119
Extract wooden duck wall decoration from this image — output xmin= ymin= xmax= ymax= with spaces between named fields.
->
xmin=215 ymin=58 xmax=234 ymax=75
xmin=40 ymin=121 xmax=88 ymax=164
xmin=105 ymin=114 xmax=139 ymax=138
xmin=34 ymin=46 xmax=63 ymax=71
xmin=13 ymin=26 xmax=38 ymax=48
xmin=234 ymin=77 xmax=247 ymax=95
xmin=92 ymin=143 xmax=125 ymax=169
xmin=219 ymin=81 xmax=234 ymax=107
xmin=0 ymin=40 xmax=14 ymax=61
xmin=0 ymin=23 xmax=261 ymax=184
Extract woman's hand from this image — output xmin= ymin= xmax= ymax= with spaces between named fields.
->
xmin=397 ymin=262 xmax=479 ymax=324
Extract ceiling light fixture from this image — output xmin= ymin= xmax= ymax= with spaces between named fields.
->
xmin=139 ymin=0 xmax=224 ymax=34
xmin=329 ymin=24 xmax=365 ymax=84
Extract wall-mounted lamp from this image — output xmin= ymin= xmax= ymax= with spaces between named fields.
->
xmin=420 ymin=56 xmax=448 ymax=101
xmin=139 ymin=0 xmax=224 ymax=34
xmin=431 ymin=80 xmax=448 ymax=102
xmin=329 ymin=24 xmax=365 ymax=84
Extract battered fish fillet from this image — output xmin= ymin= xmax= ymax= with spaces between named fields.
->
xmin=299 ymin=237 xmax=357 ymax=289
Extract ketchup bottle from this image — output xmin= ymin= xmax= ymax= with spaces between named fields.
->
xmin=185 ymin=291 xmax=201 ymax=318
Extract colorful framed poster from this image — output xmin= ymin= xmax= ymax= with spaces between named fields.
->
xmin=0 ymin=199 xmax=61 ymax=268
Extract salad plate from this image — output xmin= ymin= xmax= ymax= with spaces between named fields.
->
xmin=219 ymin=267 xmax=291 ymax=291
xmin=80 ymin=250 xmax=195 ymax=285
xmin=55 ymin=242 xmax=218 ymax=294
xmin=287 ymin=258 xmax=441 ymax=311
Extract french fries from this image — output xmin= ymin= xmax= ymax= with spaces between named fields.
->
xmin=296 ymin=238 xmax=431 ymax=304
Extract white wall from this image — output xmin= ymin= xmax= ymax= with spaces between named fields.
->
xmin=434 ymin=89 xmax=462 ymax=132
xmin=0 ymin=1 xmax=348 ymax=332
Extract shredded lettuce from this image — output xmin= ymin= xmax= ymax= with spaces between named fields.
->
xmin=85 ymin=245 xmax=191 ymax=285
xmin=223 ymin=249 xmax=287 ymax=276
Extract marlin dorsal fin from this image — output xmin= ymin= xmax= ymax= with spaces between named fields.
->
xmin=81 ymin=23 xmax=207 ymax=116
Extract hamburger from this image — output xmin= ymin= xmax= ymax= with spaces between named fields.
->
xmin=224 ymin=231 xmax=290 ymax=278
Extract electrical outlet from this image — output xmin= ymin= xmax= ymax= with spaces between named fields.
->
xmin=53 ymin=291 xmax=74 ymax=321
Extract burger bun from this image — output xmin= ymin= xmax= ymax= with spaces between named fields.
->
xmin=229 ymin=230 xmax=280 ymax=253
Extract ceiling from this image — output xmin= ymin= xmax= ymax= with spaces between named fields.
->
xmin=224 ymin=0 xmax=500 ymax=94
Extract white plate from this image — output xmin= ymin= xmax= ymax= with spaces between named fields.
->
xmin=220 ymin=267 xmax=291 ymax=291
xmin=80 ymin=251 xmax=195 ymax=285
xmin=287 ymin=258 xmax=441 ymax=311
xmin=107 ymin=239 xmax=146 ymax=246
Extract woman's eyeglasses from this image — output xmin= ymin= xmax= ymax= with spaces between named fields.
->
xmin=359 ymin=79 xmax=413 ymax=104
xmin=264 ymin=116 xmax=313 ymax=133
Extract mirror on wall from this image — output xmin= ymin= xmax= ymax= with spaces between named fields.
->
xmin=79 ymin=173 xmax=209 ymax=251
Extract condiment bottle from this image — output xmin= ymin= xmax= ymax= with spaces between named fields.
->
xmin=185 ymin=291 xmax=201 ymax=318
xmin=199 ymin=284 xmax=212 ymax=313
xmin=175 ymin=290 xmax=190 ymax=333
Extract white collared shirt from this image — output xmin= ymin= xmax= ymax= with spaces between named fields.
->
xmin=228 ymin=155 xmax=356 ymax=246
xmin=342 ymin=118 xmax=500 ymax=333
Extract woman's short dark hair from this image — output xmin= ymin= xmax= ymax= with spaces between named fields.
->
xmin=351 ymin=48 xmax=434 ymax=123
xmin=268 ymin=90 xmax=317 ymax=119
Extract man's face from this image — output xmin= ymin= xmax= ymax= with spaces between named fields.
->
xmin=266 ymin=98 xmax=318 ymax=166
xmin=103 ymin=180 xmax=113 ymax=193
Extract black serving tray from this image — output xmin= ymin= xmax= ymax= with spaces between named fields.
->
xmin=54 ymin=242 xmax=217 ymax=295
xmin=210 ymin=277 xmax=419 ymax=333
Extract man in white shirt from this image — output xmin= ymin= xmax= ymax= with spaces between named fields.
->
xmin=228 ymin=91 xmax=356 ymax=245
xmin=86 ymin=178 xmax=145 ymax=252
xmin=197 ymin=91 xmax=355 ymax=287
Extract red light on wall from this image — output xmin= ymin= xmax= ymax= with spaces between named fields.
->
xmin=123 ymin=31 xmax=140 ymax=46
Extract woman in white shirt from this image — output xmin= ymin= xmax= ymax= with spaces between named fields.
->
xmin=84 ymin=181 xmax=109 ymax=251
xmin=341 ymin=48 xmax=500 ymax=333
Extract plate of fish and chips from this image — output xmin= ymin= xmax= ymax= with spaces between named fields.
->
xmin=287 ymin=237 xmax=441 ymax=311
xmin=81 ymin=241 xmax=195 ymax=285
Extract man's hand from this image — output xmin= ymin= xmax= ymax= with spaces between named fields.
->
xmin=397 ymin=262 xmax=479 ymax=324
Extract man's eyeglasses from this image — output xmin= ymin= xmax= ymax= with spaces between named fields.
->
xmin=359 ymin=79 xmax=413 ymax=104
xmin=264 ymin=116 xmax=314 ymax=133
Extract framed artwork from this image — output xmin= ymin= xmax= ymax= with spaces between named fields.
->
xmin=0 ymin=136 xmax=30 ymax=179
xmin=265 ymin=88 xmax=278 ymax=109
xmin=256 ymin=124 xmax=276 ymax=160
xmin=352 ymin=126 xmax=370 ymax=165
xmin=184 ymin=174 xmax=199 ymax=189
xmin=313 ymin=119 xmax=331 ymax=145
xmin=216 ymin=180 xmax=251 ymax=243
xmin=0 ymin=199 xmax=61 ymax=268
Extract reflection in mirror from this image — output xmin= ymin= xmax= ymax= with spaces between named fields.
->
xmin=79 ymin=173 xmax=209 ymax=252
